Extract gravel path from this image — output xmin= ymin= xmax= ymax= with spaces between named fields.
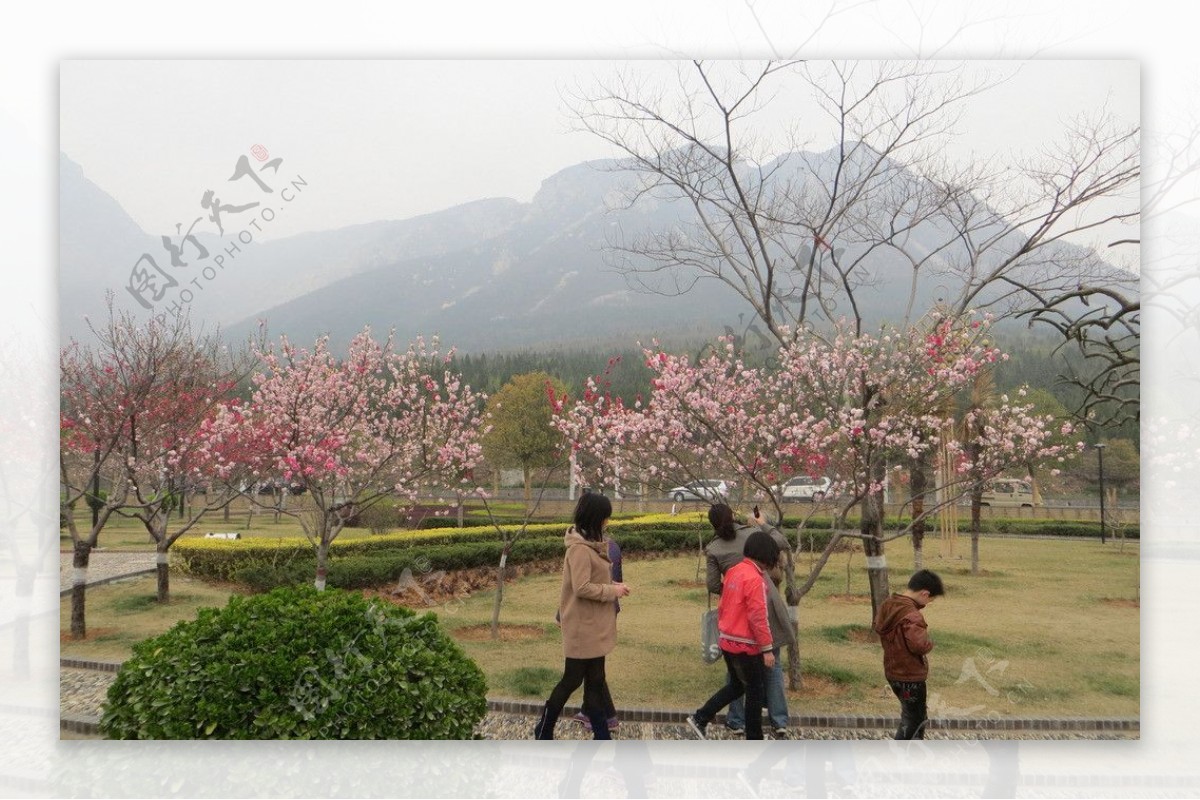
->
xmin=59 ymin=550 xmax=158 ymax=589
xmin=60 ymin=668 xmax=1134 ymax=741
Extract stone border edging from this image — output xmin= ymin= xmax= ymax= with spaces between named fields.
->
xmin=486 ymin=697 xmax=1139 ymax=733
xmin=61 ymin=712 xmax=102 ymax=736
xmin=61 ymin=657 xmax=123 ymax=672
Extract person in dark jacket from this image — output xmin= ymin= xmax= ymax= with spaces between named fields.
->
xmin=873 ymin=569 xmax=944 ymax=739
xmin=705 ymin=504 xmax=795 ymax=736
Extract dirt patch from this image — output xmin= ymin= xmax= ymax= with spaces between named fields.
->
xmin=60 ymin=627 xmax=119 ymax=643
xmin=948 ymin=567 xmax=1002 ymax=577
xmin=1101 ymin=597 xmax=1139 ymax=608
xmin=788 ymin=675 xmax=852 ymax=699
xmin=364 ymin=559 xmax=562 ymax=608
xmin=669 ymin=579 xmax=707 ymax=589
xmin=452 ymin=623 xmax=545 ymax=642
xmin=825 ymin=594 xmax=872 ymax=604
xmin=845 ymin=628 xmax=875 ymax=644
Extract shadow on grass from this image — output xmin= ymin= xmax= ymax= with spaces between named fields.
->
xmin=818 ymin=623 xmax=874 ymax=645
xmin=110 ymin=593 xmax=204 ymax=614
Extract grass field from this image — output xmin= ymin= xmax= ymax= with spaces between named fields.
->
xmin=61 ymin=536 xmax=1139 ymax=719
xmin=441 ymin=536 xmax=1140 ymax=719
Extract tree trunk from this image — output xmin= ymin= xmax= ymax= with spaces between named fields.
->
xmin=971 ymin=487 xmax=983 ymax=576
xmin=782 ymin=535 xmax=801 ymax=689
xmin=490 ymin=544 xmax=510 ymax=639
xmin=70 ymin=541 xmax=91 ymax=638
xmin=457 ymin=499 xmax=465 ymax=528
xmin=315 ymin=539 xmax=329 ymax=591
xmin=156 ymin=539 xmax=171 ymax=603
xmin=523 ymin=468 xmax=532 ymax=507
xmin=786 ymin=637 xmax=801 ymax=690
xmin=910 ymin=454 xmax=928 ymax=571
xmin=862 ymin=466 xmax=890 ymax=623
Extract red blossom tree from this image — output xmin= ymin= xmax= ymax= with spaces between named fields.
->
xmin=59 ymin=301 xmax=258 ymax=631
xmin=217 ymin=329 xmax=487 ymax=589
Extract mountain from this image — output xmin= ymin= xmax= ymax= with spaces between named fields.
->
xmin=60 ymin=149 xmax=1136 ymax=354
xmin=58 ymin=154 xmax=527 ymax=344
xmin=222 ymin=160 xmax=742 ymax=352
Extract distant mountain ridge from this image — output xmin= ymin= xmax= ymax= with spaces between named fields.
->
xmin=59 ymin=150 xmax=1134 ymax=353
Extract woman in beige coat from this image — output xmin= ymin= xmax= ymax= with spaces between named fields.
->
xmin=534 ymin=492 xmax=631 ymax=739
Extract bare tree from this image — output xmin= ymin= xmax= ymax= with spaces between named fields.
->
xmin=569 ymin=60 xmax=1006 ymax=342
xmin=569 ymin=60 xmax=1140 ymax=608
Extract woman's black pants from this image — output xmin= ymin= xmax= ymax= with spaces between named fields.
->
xmin=535 ymin=656 xmax=611 ymax=739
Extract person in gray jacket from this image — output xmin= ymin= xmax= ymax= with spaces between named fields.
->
xmin=704 ymin=503 xmax=795 ymax=737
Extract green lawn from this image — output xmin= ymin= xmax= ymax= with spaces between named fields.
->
xmin=62 ymin=536 xmax=1139 ymax=719
xmin=61 ymin=574 xmax=239 ymax=662
xmin=440 ymin=537 xmax=1140 ymax=719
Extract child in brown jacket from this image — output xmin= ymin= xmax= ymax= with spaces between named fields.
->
xmin=873 ymin=569 xmax=944 ymax=739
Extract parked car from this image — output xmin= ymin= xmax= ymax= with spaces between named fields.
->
xmin=665 ymin=479 xmax=733 ymax=503
xmin=781 ymin=475 xmax=832 ymax=502
xmin=980 ymin=478 xmax=1039 ymax=508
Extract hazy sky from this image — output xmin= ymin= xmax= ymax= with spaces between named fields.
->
xmin=60 ymin=59 xmax=1138 ymax=242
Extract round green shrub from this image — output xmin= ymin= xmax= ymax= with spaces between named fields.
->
xmin=100 ymin=586 xmax=488 ymax=739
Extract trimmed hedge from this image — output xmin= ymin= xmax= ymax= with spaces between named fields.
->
xmin=986 ymin=519 xmax=1139 ymax=539
xmin=99 ymin=586 xmax=488 ymax=739
xmin=184 ymin=528 xmax=709 ymax=591
xmin=419 ymin=516 xmax=529 ymax=530
xmin=174 ymin=515 xmax=1129 ymax=591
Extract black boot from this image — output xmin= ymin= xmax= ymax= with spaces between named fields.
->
xmin=534 ymin=703 xmax=558 ymax=740
xmin=586 ymin=708 xmax=612 ymax=740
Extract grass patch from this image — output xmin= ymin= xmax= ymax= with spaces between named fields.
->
xmin=927 ymin=630 xmax=1001 ymax=654
xmin=1085 ymin=674 xmax=1139 ymax=698
xmin=803 ymin=659 xmax=867 ymax=685
xmin=818 ymin=623 xmax=874 ymax=645
xmin=109 ymin=592 xmax=202 ymax=615
xmin=61 ymin=576 xmax=237 ymax=662
xmin=497 ymin=666 xmax=560 ymax=697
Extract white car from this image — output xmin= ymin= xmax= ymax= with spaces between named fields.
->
xmin=781 ymin=475 xmax=832 ymax=502
xmin=665 ymin=479 xmax=733 ymax=503
xmin=980 ymin=478 xmax=1039 ymax=508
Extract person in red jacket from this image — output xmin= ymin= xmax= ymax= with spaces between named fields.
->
xmin=873 ymin=569 xmax=945 ymax=739
xmin=686 ymin=530 xmax=779 ymax=740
